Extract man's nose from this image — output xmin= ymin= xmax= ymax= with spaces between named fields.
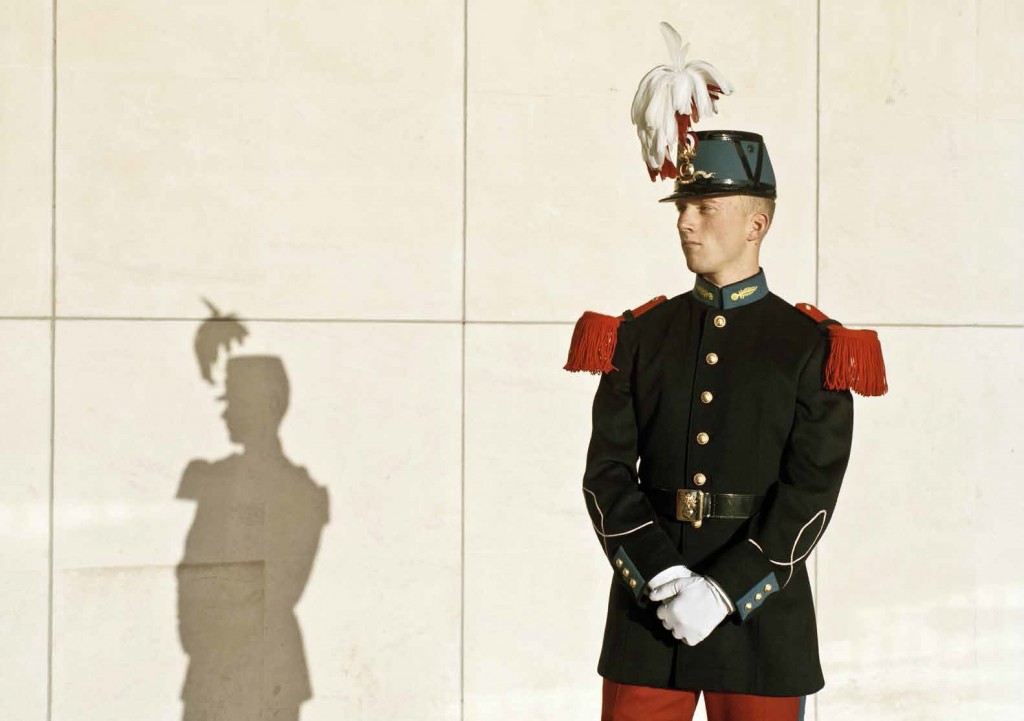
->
xmin=677 ymin=210 xmax=695 ymax=232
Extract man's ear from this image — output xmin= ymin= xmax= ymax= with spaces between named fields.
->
xmin=747 ymin=212 xmax=770 ymax=242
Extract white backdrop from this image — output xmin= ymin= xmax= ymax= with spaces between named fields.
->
xmin=2 ymin=1 xmax=1022 ymax=720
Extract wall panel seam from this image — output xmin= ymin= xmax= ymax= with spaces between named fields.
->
xmin=459 ymin=0 xmax=469 ymax=718
xmin=47 ymin=1 xmax=58 ymax=720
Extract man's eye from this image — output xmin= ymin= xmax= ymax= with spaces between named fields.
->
xmin=699 ymin=205 xmax=715 ymax=213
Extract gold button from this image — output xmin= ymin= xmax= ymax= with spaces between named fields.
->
xmin=764 ymin=584 xmax=773 ymax=593
xmin=622 ymin=568 xmax=630 ymax=577
xmin=692 ymin=520 xmax=703 ymax=529
xmin=693 ymin=472 xmax=707 ymax=486
xmin=713 ymin=315 xmax=727 ymax=328
xmin=705 ymin=352 xmax=719 ymax=365
xmin=744 ymin=602 xmax=753 ymax=611
xmin=696 ymin=432 xmax=710 ymax=445
xmin=614 ymin=558 xmax=624 ymax=568
xmin=700 ymin=391 xmax=713 ymax=404
xmin=629 ymin=579 xmax=638 ymax=588
xmin=755 ymin=593 xmax=763 ymax=601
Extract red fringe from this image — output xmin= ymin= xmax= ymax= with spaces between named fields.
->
xmin=563 ymin=297 xmax=667 ymax=375
xmin=825 ymin=326 xmax=888 ymax=397
xmin=563 ymin=312 xmax=621 ymax=374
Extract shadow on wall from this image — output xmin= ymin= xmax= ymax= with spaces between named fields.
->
xmin=175 ymin=301 xmax=330 ymax=721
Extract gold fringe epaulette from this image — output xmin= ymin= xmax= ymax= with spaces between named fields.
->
xmin=796 ymin=302 xmax=888 ymax=397
xmin=563 ymin=296 xmax=667 ymax=374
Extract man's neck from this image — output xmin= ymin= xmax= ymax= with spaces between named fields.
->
xmin=701 ymin=262 xmax=761 ymax=289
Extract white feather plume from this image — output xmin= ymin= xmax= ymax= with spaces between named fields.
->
xmin=631 ymin=22 xmax=734 ymax=173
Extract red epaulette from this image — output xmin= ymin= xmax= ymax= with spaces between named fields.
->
xmin=795 ymin=302 xmax=888 ymax=397
xmin=563 ymin=296 xmax=667 ymax=374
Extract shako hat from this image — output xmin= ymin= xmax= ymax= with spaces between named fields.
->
xmin=659 ymin=130 xmax=776 ymax=203
xmin=631 ymin=23 xmax=777 ymax=202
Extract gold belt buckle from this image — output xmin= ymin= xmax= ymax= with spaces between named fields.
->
xmin=676 ymin=489 xmax=705 ymax=528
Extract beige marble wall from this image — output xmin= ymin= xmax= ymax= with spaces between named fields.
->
xmin=815 ymin=2 xmax=1024 ymax=718
xmin=3 ymin=1 xmax=1022 ymax=719
xmin=1 ymin=1 xmax=52 ymax=315
xmin=0 ymin=322 xmax=51 ymax=721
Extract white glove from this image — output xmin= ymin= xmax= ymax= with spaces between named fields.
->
xmin=646 ymin=564 xmax=692 ymax=595
xmin=652 ymin=574 xmax=732 ymax=646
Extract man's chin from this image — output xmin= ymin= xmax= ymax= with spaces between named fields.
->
xmin=681 ymin=256 xmax=703 ymax=274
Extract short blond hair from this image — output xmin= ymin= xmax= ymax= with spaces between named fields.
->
xmin=740 ymin=195 xmax=776 ymax=224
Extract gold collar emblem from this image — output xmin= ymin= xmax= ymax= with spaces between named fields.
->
xmin=730 ymin=285 xmax=758 ymax=302
xmin=696 ymin=285 xmax=715 ymax=301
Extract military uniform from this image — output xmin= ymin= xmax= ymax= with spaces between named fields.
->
xmin=570 ymin=24 xmax=886 ymax=715
xmin=574 ymin=269 xmax=861 ymax=695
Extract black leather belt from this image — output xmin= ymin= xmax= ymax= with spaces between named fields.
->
xmin=646 ymin=488 xmax=763 ymax=526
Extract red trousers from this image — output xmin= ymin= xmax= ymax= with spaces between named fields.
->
xmin=602 ymin=679 xmax=805 ymax=721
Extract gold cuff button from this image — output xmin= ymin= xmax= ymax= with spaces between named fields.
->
xmin=755 ymin=593 xmax=763 ymax=601
xmin=692 ymin=519 xmax=703 ymax=529
xmin=700 ymin=391 xmax=714 ymax=404
xmin=744 ymin=602 xmax=753 ymax=611
xmin=622 ymin=569 xmax=630 ymax=577
xmin=713 ymin=315 xmax=727 ymax=328
xmin=629 ymin=579 xmax=638 ymax=588
xmin=693 ymin=472 xmax=707 ymax=486
xmin=764 ymin=584 xmax=773 ymax=593
xmin=705 ymin=352 xmax=719 ymax=365
xmin=614 ymin=558 xmax=624 ymax=568
xmin=696 ymin=432 xmax=710 ymax=445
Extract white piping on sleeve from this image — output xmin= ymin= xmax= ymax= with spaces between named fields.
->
xmin=583 ymin=487 xmax=653 ymax=553
xmin=591 ymin=521 xmax=654 ymax=538
xmin=748 ymin=510 xmax=829 ymax=588
xmin=583 ymin=488 xmax=609 ymax=554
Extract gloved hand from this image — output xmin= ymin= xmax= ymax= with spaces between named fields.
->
xmin=651 ymin=574 xmax=732 ymax=646
xmin=645 ymin=564 xmax=692 ymax=596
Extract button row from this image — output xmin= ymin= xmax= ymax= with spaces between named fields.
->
xmin=693 ymin=317 xmax=724 ymax=518
xmin=614 ymin=558 xmax=638 ymax=587
xmin=744 ymin=582 xmax=775 ymax=612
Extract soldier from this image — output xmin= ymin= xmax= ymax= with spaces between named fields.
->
xmin=564 ymin=23 xmax=886 ymax=721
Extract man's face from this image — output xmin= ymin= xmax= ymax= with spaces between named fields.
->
xmin=675 ymin=195 xmax=755 ymax=277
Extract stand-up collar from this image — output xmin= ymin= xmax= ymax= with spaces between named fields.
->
xmin=692 ymin=268 xmax=769 ymax=309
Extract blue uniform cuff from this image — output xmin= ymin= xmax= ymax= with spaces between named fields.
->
xmin=736 ymin=572 xmax=779 ymax=620
xmin=611 ymin=547 xmax=645 ymax=601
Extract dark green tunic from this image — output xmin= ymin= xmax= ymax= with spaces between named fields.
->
xmin=582 ymin=268 xmax=853 ymax=696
